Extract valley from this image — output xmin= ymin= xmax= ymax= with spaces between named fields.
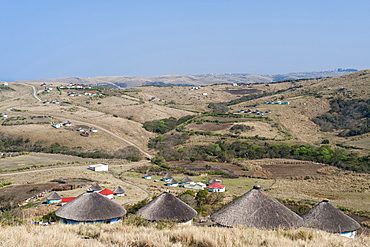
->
xmin=0 ymin=70 xmax=369 ymax=245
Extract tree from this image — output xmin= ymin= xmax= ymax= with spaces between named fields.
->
xmin=195 ymin=189 xmax=209 ymax=206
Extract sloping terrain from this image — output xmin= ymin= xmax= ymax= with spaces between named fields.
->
xmin=1 ymin=70 xmax=370 ymax=156
xmin=13 ymin=69 xmax=356 ymax=88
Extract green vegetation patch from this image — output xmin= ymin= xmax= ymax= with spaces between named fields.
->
xmin=143 ymin=115 xmax=195 ymax=134
xmin=313 ymin=98 xmax=370 ymax=137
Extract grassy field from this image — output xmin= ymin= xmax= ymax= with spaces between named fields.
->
xmin=0 ymin=153 xmax=98 ymax=170
xmin=0 ymin=221 xmax=369 ymax=247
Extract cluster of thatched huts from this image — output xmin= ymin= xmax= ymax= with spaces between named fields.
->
xmin=158 ymin=173 xmax=225 ymax=192
xmin=47 ymin=183 xmax=361 ymax=238
xmin=46 ymin=183 xmax=125 ymax=204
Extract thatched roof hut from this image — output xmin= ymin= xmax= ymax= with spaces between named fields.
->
xmin=181 ymin=176 xmax=193 ymax=183
xmin=301 ymin=200 xmax=361 ymax=234
xmin=46 ymin=192 xmax=62 ymax=203
xmin=162 ymin=173 xmax=172 ymax=180
xmin=208 ymin=178 xmax=222 ymax=185
xmin=47 ymin=191 xmax=62 ymax=200
xmin=89 ymin=182 xmax=102 ymax=191
xmin=143 ymin=170 xmax=152 ymax=179
xmin=56 ymin=192 xmax=126 ymax=224
xmin=137 ymin=191 xmax=197 ymax=223
xmin=210 ymin=185 xmax=303 ymax=229
xmin=113 ymin=186 xmax=125 ymax=194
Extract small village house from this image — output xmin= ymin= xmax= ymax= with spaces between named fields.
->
xmin=137 ymin=190 xmax=197 ymax=225
xmin=113 ymin=186 xmax=125 ymax=196
xmin=207 ymin=182 xmax=225 ymax=192
xmin=88 ymin=182 xmax=102 ymax=192
xmin=165 ymin=178 xmax=179 ymax=187
xmin=301 ymin=200 xmax=361 ymax=238
xmin=46 ymin=192 xmax=62 ymax=204
xmin=52 ymin=123 xmax=62 ymax=129
xmin=98 ymin=188 xmax=115 ymax=199
xmin=63 ymin=120 xmax=72 ymax=126
xmin=180 ymin=176 xmax=193 ymax=184
xmin=208 ymin=178 xmax=222 ymax=185
xmin=88 ymin=164 xmax=108 ymax=172
xmin=55 ymin=192 xmax=126 ymax=224
xmin=61 ymin=197 xmax=75 ymax=206
xmin=143 ymin=170 xmax=152 ymax=179
xmin=161 ymin=173 xmax=172 ymax=181
xmin=184 ymin=182 xmax=206 ymax=190
xmin=210 ymin=185 xmax=303 ymax=229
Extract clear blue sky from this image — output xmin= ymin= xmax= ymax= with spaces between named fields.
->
xmin=1 ymin=0 xmax=369 ymax=81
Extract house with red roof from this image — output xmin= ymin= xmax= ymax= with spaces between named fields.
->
xmin=61 ymin=197 xmax=76 ymax=205
xmin=207 ymin=182 xmax=225 ymax=192
xmin=98 ymin=188 xmax=114 ymax=199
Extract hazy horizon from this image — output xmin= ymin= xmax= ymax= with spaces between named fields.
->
xmin=1 ymin=1 xmax=369 ymax=81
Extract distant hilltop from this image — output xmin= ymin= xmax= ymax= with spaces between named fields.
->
xmin=14 ymin=68 xmax=358 ymax=89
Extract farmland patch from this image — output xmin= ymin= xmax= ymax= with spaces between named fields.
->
xmin=224 ymin=88 xmax=261 ymax=95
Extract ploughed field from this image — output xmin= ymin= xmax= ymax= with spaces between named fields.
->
xmin=185 ymin=121 xmax=287 ymax=139
xmin=223 ymin=88 xmax=261 ymax=94
xmin=171 ymin=158 xmax=329 ymax=179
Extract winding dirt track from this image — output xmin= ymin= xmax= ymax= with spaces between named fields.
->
xmin=2 ymin=84 xmax=154 ymax=204
xmin=7 ymin=84 xmax=153 ymax=159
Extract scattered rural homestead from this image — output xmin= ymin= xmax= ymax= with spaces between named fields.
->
xmin=0 ymin=69 xmax=369 ymax=245
xmin=88 ymin=163 xmax=109 ymax=171
xmin=165 ymin=178 xmax=179 ymax=187
xmin=161 ymin=173 xmax=173 ymax=181
xmin=113 ymin=186 xmax=125 ymax=196
xmin=88 ymin=182 xmax=103 ymax=192
xmin=207 ymin=182 xmax=226 ymax=192
xmin=55 ymin=191 xmax=126 ymax=224
xmin=143 ymin=170 xmax=152 ymax=179
xmin=98 ymin=188 xmax=115 ymax=199
xmin=46 ymin=191 xmax=62 ymax=204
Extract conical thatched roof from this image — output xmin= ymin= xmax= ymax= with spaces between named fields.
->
xmin=210 ymin=185 xmax=303 ymax=229
xmin=138 ymin=191 xmax=197 ymax=221
xmin=166 ymin=178 xmax=178 ymax=184
xmin=301 ymin=200 xmax=361 ymax=233
xmin=144 ymin=170 xmax=152 ymax=176
xmin=47 ymin=191 xmax=62 ymax=200
xmin=113 ymin=186 xmax=125 ymax=194
xmin=209 ymin=178 xmax=222 ymax=184
xmin=181 ymin=176 xmax=193 ymax=183
xmin=162 ymin=173 xmax=172 ymax=179
xmin=89 ymin=182 xmax=102 ymax=191
xmin=55 ymin=192 xmax=126 ymax=222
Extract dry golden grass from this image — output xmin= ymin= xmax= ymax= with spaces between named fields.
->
xmin=186 ymin=121 xmax=287 ymax=139
xmin=0 ymin=161 xmax=151 ymax=209
xmin=0 ymin=222 xmax=369 ymax=247
xmin=0 ymin=153 xmax=98 ymax=170
xmin=0 ymin=83 xmax=36 ymax=111
xmin=3 ymin=72 xmax=370 ymax=153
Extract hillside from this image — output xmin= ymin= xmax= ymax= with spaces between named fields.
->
xmin=1 ymin=69 xmax=370 ymax=245
xmin=1 ymin=70 xmax=369 ymax=160
xmin=13 ymin=69 xmax=357 ymax=89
